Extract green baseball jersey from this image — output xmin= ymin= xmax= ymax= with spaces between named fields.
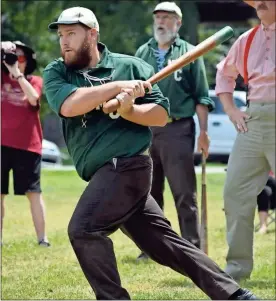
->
xmin=43 ymin=43 xmax=169 ymax=181
xmin=135 ymin=35 xmax=215 ymax=118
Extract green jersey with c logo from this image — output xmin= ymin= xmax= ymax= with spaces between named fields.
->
xmin=43 ymin=43 xmax=169 ymax=181
xmin=135 ymin=35 xmax=215 ymax=118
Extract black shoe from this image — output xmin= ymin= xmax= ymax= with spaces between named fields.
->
xmin=38 ymin=239 xmax=51 ymax=247
xmin=136 ymin=252 xmax=149 ymax=261
xmin=229 ymin=288 xmax=259 ymax=300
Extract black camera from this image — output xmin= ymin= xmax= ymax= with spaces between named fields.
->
xmin=1 ymin=49 xmax=18 ymax=65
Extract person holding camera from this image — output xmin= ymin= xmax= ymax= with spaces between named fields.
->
xmin=1 ymin=41 xmax=50 ymax=247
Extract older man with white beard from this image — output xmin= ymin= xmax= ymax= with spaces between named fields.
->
xmin=135 ymin=2 xmax=214 ymax=260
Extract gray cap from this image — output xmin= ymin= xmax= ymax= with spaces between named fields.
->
xmin=48 ymin=7 xmax=99 ymax=31
xmin=153 ymin=2 xmax=182 ymax=18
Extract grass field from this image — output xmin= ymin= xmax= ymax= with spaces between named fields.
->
xmin=1 ymin=169 xmax=275 ymax=300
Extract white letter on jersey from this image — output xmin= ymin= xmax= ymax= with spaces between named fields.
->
xmin=174 ymin=69 xmax=182 ymax=81
xmin=168 ymin=59 xmax=182 ymax=82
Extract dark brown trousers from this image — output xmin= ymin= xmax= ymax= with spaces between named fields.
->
xmin=68 ymin=155 xmax=239 ymax=300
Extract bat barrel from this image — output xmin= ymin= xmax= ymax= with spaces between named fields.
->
xmin=149 ymin=26 xmax=234 ymax=84
xmin=200 ymin=152 xmax=208 ymax=254
xmin=212 ymin=26 xmax=234 ymax=46
xmin=102 ymin=26 xmax=234 ymax=114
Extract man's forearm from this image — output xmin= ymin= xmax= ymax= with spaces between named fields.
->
xmin=120 ymin=104 xmax=168 ymax=127
xmin=61 ymin=82 xmax=121 ymax=117
xmin=196 ymin=104 xmax=208 ymax=131
xmin=218 ymin=93 xmax=236 ymax=114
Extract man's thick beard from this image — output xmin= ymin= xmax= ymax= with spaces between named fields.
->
xmin=154 ymin=26 xmax=177 ymax=45
xmin=62 ymin=38 xmax=92 ymax=70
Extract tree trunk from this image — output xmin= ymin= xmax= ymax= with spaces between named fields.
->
xmin=178 ymin=1 xmax=199 ymax=45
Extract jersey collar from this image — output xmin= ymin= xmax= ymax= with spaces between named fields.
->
xmin=95 ymin=42 xmax=115 ymax=69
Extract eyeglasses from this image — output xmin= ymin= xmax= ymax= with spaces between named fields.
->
xmin=17 ymin=55 xmax=26 ymax=63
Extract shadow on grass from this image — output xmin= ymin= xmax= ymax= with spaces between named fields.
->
xmin=121 ymin=256 xmax=195 ymax=288
xmin=121 ymin=255 xmax=153 ymax=264
xmin=158 ymin=278 xmax=195 ymax=288
xmin=266 ymin=229 xmax=275 ymax=234
xmin=240 ymin=279 xmax=276 ymax=289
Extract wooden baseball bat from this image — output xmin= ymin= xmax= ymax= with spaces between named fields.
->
xmin=102 ymin=26 xmax=234 ymax=114
xmin=200 ymin=152 xmax=208 ymax=255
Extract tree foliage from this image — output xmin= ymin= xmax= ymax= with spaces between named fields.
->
xmin=2 ymin=0 xmax=200 ymax=73
xmin=1 ymin=1 xmax=252 ymax=120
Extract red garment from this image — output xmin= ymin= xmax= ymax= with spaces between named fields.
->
xmin=1 ymin=72 xmax=43 ymax=155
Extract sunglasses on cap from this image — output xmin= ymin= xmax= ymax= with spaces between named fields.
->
xmin=17 ymin=54 xmax=26 ymax=63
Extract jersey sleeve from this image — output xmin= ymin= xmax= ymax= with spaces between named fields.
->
xmin=190 ymin=56 xmax=215 ymax=112
xmin=43 ymin=60 xmax=78 ymax=117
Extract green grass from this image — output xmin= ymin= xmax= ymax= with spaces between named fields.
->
xmin=1 ymin=169 xmax=275 ymax=300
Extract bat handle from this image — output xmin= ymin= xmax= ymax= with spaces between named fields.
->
xmin=201 ymin=151 xmax=206 ymax=184
xmin=102 ymin=98 xmax=120 ymax=114
xmin=102 ymin=87 xmax=151 ymax=114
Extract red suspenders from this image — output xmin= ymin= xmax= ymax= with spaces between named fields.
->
xmin=243 ymin=25 xmax=260 ymax=104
